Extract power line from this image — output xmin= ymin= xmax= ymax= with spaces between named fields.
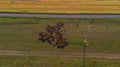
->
xmin=83 ymin=21 xmax=92 ymax=67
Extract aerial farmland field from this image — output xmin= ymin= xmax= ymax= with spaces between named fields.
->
xmin=0 ymin=17 xmax=120 ymax=53
xmin=0 ymin=17 xmax=120 ymax=67
xmin=0 ymin=0 xmax=120 ymax=67
xmin=0 ymin=0 xmax=120 ymax=13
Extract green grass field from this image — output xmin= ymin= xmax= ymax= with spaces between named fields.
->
xmin=0 ymin=56 xmax=120 ymax=67
xmin=0 ymin=17 xmax=120 ymax=67
xmin=0 ymin=17 xmax=120 ymax=53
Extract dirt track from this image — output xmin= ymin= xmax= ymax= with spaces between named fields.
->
xmin=0 ymin=50 xmax=120 ymax=59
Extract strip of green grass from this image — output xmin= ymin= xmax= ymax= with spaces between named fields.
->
xmin=0 ymin=55 xmax=120 ymax=67
xmin=0 ymin=17 xmax=120 ymax=24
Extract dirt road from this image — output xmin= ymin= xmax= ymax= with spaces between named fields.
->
xmin=0 ymin=50 xmax=120 ymax=59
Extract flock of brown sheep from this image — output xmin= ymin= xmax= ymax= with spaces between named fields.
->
xmin=38 ymin=23 xmax=68 ymax=48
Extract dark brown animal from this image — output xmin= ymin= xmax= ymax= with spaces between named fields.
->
xmin=45 ymin=25 xmax=56 ymax=33
xmin=56 ymin=38 xmax=68 ymax=48
xmin=38 ymin=32 xmax=47 ymax=42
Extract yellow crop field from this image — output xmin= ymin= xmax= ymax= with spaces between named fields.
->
xmin=0 ymin=0 xmax=120 ymax=13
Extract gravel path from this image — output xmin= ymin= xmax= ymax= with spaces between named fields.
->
xmin=0 ymin=13 xmax=120 ymax=18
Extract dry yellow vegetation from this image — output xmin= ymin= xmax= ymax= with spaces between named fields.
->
xmin=0 ymin=0 xmax=120 ymax=13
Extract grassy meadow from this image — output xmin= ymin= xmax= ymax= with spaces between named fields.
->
xmin=0 ymin=0 xmax=120 ymax=13
xmin=0 ymin=55 xmax=120 ymax=67
xmin=0 ymin=17 xmax=120 ymax=67
xmin=0 ymin=17 xmax=120 ymax=53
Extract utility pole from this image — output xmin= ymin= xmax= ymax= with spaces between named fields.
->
xmin=83 ymin=21 xmax=92 ymax=67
